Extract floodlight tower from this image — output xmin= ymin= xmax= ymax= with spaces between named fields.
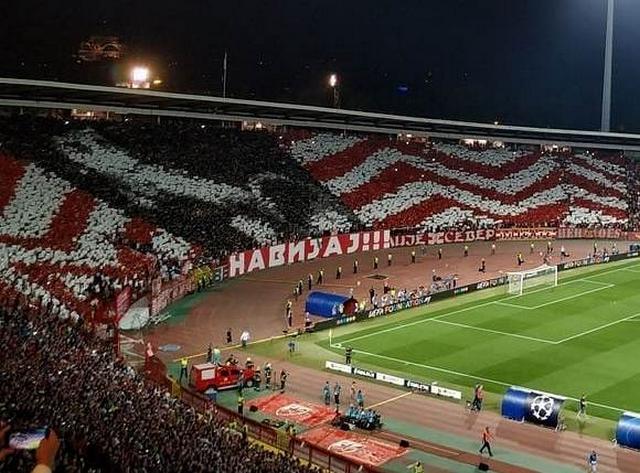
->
xmin=600 ymin=0 xmax=614 ymax=132
xmin=329 ymin=73 xmax=340 ymax=108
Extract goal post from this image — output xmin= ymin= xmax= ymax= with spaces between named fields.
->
xmin=507 ymin=264 xmax=558 ymax=296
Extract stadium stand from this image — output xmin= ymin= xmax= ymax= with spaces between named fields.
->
xmin=0 ymin=115 xmax=637 ymax=471
xmin=289 ymin=132 xmax=631 ymax=231
xmin=0 ymin=117 xmax=356 ymax=261
xmin=0 ymin=304 xmax=319 ymax=473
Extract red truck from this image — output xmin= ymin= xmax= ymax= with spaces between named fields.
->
xmin=189 ymin=363 xmax=256 ymax=392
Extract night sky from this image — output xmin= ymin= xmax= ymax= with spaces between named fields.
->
xmin=2 ymin=0 xmax=640 ymax=131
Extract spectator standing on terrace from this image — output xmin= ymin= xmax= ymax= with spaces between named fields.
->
xmin=207 ymin=344 xmax=213 ymax=363
xmin=226 ymin=328 xmax=233 ymax=344
xmin=298 ymin=279 xmax=304 ymax=295
xmin=287 ymin=309 xmax=293 ymax=328
xmin=353 ymin=259 xmax=359 ymax=274
xmin=308 ymin=273 xmax=313 ymax=291
xmin=280 ymin=370 xmax=288 ymax=392
xmin=438 ymin=248 xmax=443 ymax=260
xmin=593 ymin=242 xmax=598 ymax=256
xmin=336 ymin=266 xmax=342 ymax=279
xmin=491 ymin=243 xmax=496 ymax=255
xmin=369 ymin=287 xmax=375 ymax=303
xmin=374 ymin=256 xmax=379 ymax=270
xmin=517 ymin=253 xmax=524 ymax=266
xmin=547 ymin=241 xmax=553 ymax=254
xmin=464 ymin=245 xmax=469 ymax=257
xmin=561 ymin=245 xmax=567 ymax=258
xmin=530 ymin=242 xmax=535 ymax=254
xmin=479 ymin=426 xmax=494 ymax=457
xmin=411 ymin=250 xmax=416 ymax=264
xmin=479 ymin=258 xmax=486 ymax=273
xmin=387 ymin=253 xmax=392 ymax=266
xmin=317 ymin=269 xmax=324 ymax=285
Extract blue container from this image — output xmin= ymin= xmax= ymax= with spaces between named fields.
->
xmin=305 ymin=291 xmax=350 ymax=318
xmin=501 ymin=386 xmax=529 ymax=421
xmin=616 ymin=412 xmax=640 ymax=450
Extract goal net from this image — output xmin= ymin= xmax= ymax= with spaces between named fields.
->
xmin=507 ymin=264 xmax=558 ymax=296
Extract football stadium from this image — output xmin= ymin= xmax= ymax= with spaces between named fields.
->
xmin=3 ymin=2 xmax=640 ymax=473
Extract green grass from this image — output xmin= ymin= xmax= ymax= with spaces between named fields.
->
xmin=323 ymin=259 xmax=640 ymax=427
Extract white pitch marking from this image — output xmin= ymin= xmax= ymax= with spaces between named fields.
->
xmin=367 ymin=391 xmax=412 ymax=409
xmin=431 ymin=319 xmax=556 ymax=344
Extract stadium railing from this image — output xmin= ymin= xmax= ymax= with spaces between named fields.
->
xmin=148 ymin=371 xmax=381 ymax=473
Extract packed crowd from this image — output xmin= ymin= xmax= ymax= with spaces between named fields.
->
xmin=290 ymin=133 xmax=634 ymax=231
xmin=0 ymin=116 xmax=356 ymax=261
xmin=0 ymin=301 xmax=319 ymax=473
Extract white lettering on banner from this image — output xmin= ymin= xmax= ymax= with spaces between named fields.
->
xmin=377 ymin=372 xmax=405 ymax=386
xmin=431 ymin=385 xmax=463 ymax=400
xmin=347 ymin=233 xmax=360 ymax=253
xmin=353 ymin=367 xmax=377 ymax=379
xmin=247 ymin=249 xmax=266 ymax=272
xmin=372 ymin=231 xmax=381 ymax=250
xmin=269 ymin=244 xmax=286 ymax=267
xmin=287 ymin=240 xmax=306 ymax=264
xmin=557 ymin=227 xmax=622 ymax=240
xmin=428 ymin=229 xmax=495 ymax=246
xmin=406 ymin=380 xmax=431 ymax=393
xmin=495 ymin=228 xmax=557 ymax=241
xmin=324 ymin=236 xmax=342 ymax=258
xmin=225 ymin=230 xmax=390 ymax=278
xmin=307 ymin=238 xmax=321 ymax=260
xmin=325 ymin=361 xmax=353 ymax=374
xmin=361 ymin=232 xmax=371 ymax=252
xmin=229 ymin=253 xmax=245 ymax=278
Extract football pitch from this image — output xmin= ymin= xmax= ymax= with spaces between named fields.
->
xmin=328 ymin=260 xmax=640 ymax=420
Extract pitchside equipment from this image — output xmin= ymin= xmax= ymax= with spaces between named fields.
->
xmin=507 ymin=265 xmax=558 ymax=296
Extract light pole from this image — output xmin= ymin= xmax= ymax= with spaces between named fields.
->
xmin=329 ymin=73 xmax=340 ymax=108
xmin=600 ymin=0 xmax=614 ymax=132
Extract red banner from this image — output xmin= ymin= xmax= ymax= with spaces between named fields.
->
xmin=150 ymin=277 xmax=195 ymax=316
xmin=495 ymin=227 xmax=557 ymax=240
xmin=391 ymin=229 xmax=495 ymax=247
xmin=227 ymin=230 xmax=390 ymax=278
xmin=557 ymin=227 xmax=623 ymax=240
xmin=114 ymin=286 xmax=131 ymax=320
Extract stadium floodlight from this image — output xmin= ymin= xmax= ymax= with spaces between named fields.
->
xmin=131 ymin=66 xmax=150 ymax=83
xmin=329 ymin=73 xmax=338 ymax=88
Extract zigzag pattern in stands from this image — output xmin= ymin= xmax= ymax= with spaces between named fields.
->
xmin=291 ymin=134 xmax=630 ymax=230
xmin=0 ymin=154 xmax=195 ymax=321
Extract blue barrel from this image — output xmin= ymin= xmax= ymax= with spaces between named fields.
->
xmin=616 ymin=412 xmax=640 ymax=450
xmin=501 ymin=386 xmax=529 ymax=421
xmin=305 ymin=291 xmax=350 ymax=318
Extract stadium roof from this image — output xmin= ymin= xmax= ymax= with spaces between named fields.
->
xmin=2 ymin=77 xmax=640 ymax=151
